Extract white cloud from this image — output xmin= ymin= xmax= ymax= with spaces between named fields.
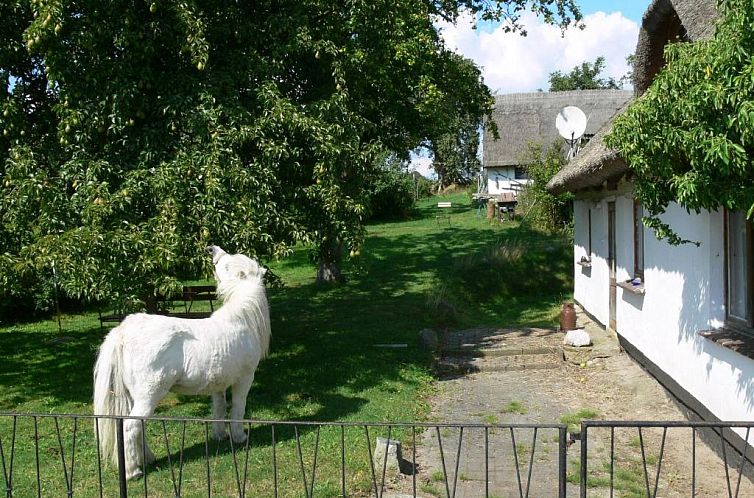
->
xmin=436 ymin=10 xmax=639 ymax=93
xmin=411 ymin=11 xmax=639 ymax=176
xmin=409 ymin=153 xmax=436 ymax=180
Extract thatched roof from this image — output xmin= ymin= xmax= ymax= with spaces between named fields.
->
xmin=547 ymin=103 xmax=630 ymax=194
xmin=634 ymin=0 xmax=719 ymax=95
xmin=547 ymin=0 xmax=719 ymax=194
xmin=483 ymin=90 xmax=632 ymax=168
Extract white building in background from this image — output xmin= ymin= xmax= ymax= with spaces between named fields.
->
xmin=482 ymin=90 xmax=631 ymax=197
xmin=547 ymin=0 xmax=754 ymax=442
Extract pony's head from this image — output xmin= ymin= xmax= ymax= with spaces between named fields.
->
xmin=205 ymin=246 xmax=266 ymax=288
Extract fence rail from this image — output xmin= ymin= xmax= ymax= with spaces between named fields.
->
xmin=579 ymin=420 xmax=754 ymax=498
xmin=5 ymin=413 xmax=754 ymax=497
xmin=0 ymin=413 xmax=567 ymax=498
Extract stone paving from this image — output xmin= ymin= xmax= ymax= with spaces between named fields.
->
xmin=385 ymin=311 xmax=754 ymax=497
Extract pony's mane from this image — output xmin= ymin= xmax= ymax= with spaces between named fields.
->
xmin=214 ymin=254 xmax=270 ymax=357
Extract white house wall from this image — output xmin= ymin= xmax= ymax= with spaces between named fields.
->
xmin=485 ymin=167 xmax=530 ymax=195
xmin=574 ymin=200 xmax=609 ymax=325
xmin=573 ymin=197 xmax=754 ymax=426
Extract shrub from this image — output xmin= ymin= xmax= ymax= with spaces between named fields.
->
xmin=517 ymin=141 xmax=573 ymax=232
xmin=365 ymin=165 xmax=417 ymax=221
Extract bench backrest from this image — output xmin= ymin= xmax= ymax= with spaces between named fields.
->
xmin=182 ymin=285 xmax=217 ymax=301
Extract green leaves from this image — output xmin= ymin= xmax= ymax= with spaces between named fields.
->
xmin=0 ymin=0 xmax=582 ymax=305
xmin=548 ymin=56 xmax=621 ymax=91
xmin=607 ymin=0 xmax=754 ymax=243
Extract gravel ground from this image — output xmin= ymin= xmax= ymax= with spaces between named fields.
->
xmin=385 ymin=313 xmax=754 ymax=497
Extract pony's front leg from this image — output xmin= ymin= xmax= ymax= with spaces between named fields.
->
xmin=212 ymin=391 xmax=228 ymax=440
xmin=230 ymin=376 xmax=254 ymax=443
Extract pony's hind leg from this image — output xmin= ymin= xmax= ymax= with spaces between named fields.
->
xmin=230 ymin=375 xmax=254 ymax=443
xmin=124 ymin=397 xmax=160 ymax=479
xmin=212 ymin=391 xmax=228 ymax=440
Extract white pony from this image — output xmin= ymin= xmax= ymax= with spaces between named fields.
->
xmin=93 ymin=246 xmax=271 ymax=479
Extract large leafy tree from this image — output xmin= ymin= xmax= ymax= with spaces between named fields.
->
xmin=548 ymin=56 xmax=620 ymax=91
xmin=0 ymin=0 xmax=582 ymax=304
xmin=431 ymin=55 xmax=484 ymax=190
xmin=606 ymin=0 xmax=754 ymax=243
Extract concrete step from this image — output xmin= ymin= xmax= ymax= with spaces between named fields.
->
xmin=437 ymin=351 xmax=562 ymax=374
xmin=442 ymin=346 xmax=559 ymax=358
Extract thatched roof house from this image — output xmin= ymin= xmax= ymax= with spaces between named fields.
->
xmin=483 ymin=90 xmax=632 ymax=169
xmin=542 ymin=0 xmax=754 ymax=439
xmin=547 ymin=0 xmax=719 ymax=194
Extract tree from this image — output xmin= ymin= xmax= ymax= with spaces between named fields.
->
xmin=432 ymin=116 xmax=481 ymax=190
xmin=618 ymin=54 xmax=635 ymax=89
xmin=517 ymin=141 xmax=572 ymax=231
xmin=0 ymin=1 xmax=582 ymax=304
xmin=430 ymin=57 xmax=484 ymax=189
xmin=364 ymin=154 xmax=417 ymax=221
xmin=605 ymin=0 xmax=754 ymax=244
xmin=548 ymin=56 xmax=620 ymax=91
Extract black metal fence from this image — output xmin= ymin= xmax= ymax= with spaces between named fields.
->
xmin=0 ymin=413 xmax=568 ymax=498
xmin=5 ymin=413 xmax=754 ymax=497
xmin=579 ymin=420 xmax=754 ymax=498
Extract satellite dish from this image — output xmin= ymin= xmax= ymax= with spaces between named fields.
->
xmin=556 ymin=106 xmax=587 ymax=141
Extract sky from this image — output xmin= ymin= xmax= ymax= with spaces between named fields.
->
xmin=411 ymin=0 xmax=652 ymax=178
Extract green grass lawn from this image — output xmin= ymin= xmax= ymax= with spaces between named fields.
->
xmin=0 ymin=191 xmax=573 ymax=496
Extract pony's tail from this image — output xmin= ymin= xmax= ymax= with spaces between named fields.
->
xmin=93 ymin=327 xmax=131 ymax=465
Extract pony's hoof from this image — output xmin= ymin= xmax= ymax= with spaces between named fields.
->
xmin=126 ymin=468 xmax=143 ymax=480
xmin=212 ymin=430 xmax=228 ymax=441
xmin=231 ymin=432 xmax=247 ymax=444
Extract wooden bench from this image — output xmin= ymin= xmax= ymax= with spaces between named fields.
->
xmin=436 ymin=201 xmax=452 ymax=225
xmin=166 ymin=285 xmax=217 ymax=319
xmin=99 ymin=285 xmax=217 ymax=330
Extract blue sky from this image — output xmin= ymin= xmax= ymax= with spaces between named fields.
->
xmin=578 ymin=0 xmax=650 ymax=23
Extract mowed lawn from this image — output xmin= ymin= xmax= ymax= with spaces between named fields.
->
xmin=0 ymin=191 xmax=572 ymax=496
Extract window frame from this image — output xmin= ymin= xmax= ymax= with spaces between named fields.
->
xmin=633 ymin=200 xmax=645 ymax=280
xmin=587 ymin=207 xmax=592 ymax=258
xmin=514 ymin=166 xmax=529 ymax=180
xmin=724 ymin=210 xmax=754 ymax=330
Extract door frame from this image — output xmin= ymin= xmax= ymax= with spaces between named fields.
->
xmin=608 ymin=201 xmax=617 ymax=331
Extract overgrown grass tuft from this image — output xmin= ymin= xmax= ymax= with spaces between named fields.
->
xmin=560 ymin=409 xmax=601 ymax=433
xmin=503 ymin=400 xmax=529 ymax=415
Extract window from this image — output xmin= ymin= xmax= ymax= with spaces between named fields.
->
xmin=514 ymin=167 xmax=529 ymax=180
xmin=633 ymin=201 xmax=644 ymax=279
xmin=726 ymin=211 xmax=753 ymax=328
xmin=587 ymin=208 xmax=592 ymax=257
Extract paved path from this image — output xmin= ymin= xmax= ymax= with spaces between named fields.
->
xmin=386 ymin=311 xmax=754 ymax=497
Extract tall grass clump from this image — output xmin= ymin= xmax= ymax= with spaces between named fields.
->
xmin=426 ymin=228 xmax=571 ymax=329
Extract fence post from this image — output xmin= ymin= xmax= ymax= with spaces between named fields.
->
xmin=580 ymin=423 xmax=587 ymax=498
xmin=559 ymin=426 xmax=567 ymax=498
xmin=116 ymin=418 xmax=128 ymax=498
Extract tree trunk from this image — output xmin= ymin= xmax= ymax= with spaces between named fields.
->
xmin=144 ymin=295 xmax=159 ymax=314
xmin=316 ymin=260 xmax=344 ymax=284
xmin=316 ymin=241 xmax=345 ymax=284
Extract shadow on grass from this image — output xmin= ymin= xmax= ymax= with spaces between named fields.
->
xmin=0 ymin=199 xmax=571 ymax=427
xmin=0 ymin=325 xmax=103 ymax=409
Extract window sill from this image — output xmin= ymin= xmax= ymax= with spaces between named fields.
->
xmin=699 ymin=328 xmax=754 ymax=360
xmin=617 ymin=280 xmax=645 ymax=295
